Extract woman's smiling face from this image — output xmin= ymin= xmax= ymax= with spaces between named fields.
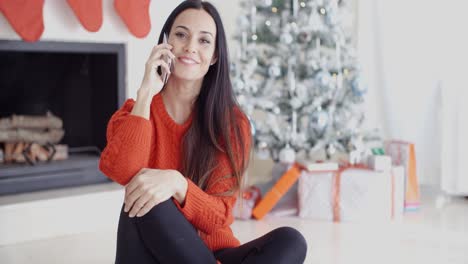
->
xmin=168 ymin=9 xmax=218 ymax=82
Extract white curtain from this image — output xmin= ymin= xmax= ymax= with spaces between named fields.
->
xmin=355 ymin=0 xmax=468 ymax=193
xmin=438 ymin=1 xmax=468 ymax=195
xmin=440 ymin=69 xmax=468 ymax=195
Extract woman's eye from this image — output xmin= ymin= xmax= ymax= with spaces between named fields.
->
xmin=175 ymin=32 xmax=186 ymax=38
xmin=201 ymin=39 xmax=211 ymax=44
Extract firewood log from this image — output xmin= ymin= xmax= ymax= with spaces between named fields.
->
xmin=4 ymin=143 xmax=14 ymax=163
xmin=0 ymin=128 xmax=64 ymax=144
xmin=1 ymin=143 xmax=69 ymax=165
xmin=30 ymin=143 xmax=50 ymax=161
xmin=0 ymin=112 xmax=63 ymax=130
xmin=13 ymin=142 xmax=26 ymax=162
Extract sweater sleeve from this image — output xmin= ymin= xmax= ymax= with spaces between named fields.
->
xmin=174 ymin=112 xmax=252 ymax=235
xmin=99 ymin=99 xmax=153 ymax=186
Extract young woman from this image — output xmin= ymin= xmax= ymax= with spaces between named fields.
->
xmin=99 ymin=1 xmax=307 ymax=263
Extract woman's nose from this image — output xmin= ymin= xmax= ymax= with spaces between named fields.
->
xmin=184 ymin=46 xmax=196 ymax=53
xmin=184 ymin=39 xmax=197 ymax=53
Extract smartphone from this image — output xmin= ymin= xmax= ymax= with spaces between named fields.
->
xmin=162 ymin=32 xmax=173 ymax=84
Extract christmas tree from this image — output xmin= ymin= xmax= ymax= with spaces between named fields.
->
xmin=231 ymin=0 xmax=379 ymax=164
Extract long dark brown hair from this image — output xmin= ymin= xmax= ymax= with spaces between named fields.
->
xmin=157 ymin=0 xmax=251 ymax=194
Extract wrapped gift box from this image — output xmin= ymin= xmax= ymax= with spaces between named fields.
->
xmin=252 ymin=162 xmax=340 ymax=219
xmin=367 ymin=155 xmax=392 ymax=172
xmin=252 ymin=163 xmax=300 ymax=219
xmin=298 ymin=166 xmax=405 ymax=221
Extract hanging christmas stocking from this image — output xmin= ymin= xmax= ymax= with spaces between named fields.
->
xmin=0 ymin=0 xmax=45 ymax=42
xmin=114 ymin=0 xmax=151 ymax=38
xmin=67 ymin=0 xmax=103 ymax=32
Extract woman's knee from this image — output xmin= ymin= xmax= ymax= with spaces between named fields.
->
xmin=271 ymin=227 xmax=307 ymax=260
xmin=134 ymin=199 xmax=175 ymax=221
xmin=133 ymin=199 xmax=193 ymax=234
xmin=118 ymin=199 xmax=175 ymax=233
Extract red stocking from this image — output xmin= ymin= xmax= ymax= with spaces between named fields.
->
xmin=114 ymin=0 xmax=151 ymax=38
xmin=0 ymin=0 xmax=45 ymax=42
xmin=67 ymin=0 xmax=103 ymax=32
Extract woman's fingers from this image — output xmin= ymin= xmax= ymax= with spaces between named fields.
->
xmin=124 ymin=168 xmax=147 ymax=201
xmin=137 ymin=43 xmax=174 ymax=96
xmin=124 ymin=169 xmax=147 ymax=213
xmin=149 ymin=47 xmax=175 ymax=62
xmin=124 ymin=186 xmax=145 ymax=213
xmin=124 ymin=169 xmax=171 ymax=217
xmin=135 ymin=189 xmax=172 ymax=217
xmin=128 ymin=193 xmax=151 ymax=217
xmin=150 ymin=43 xmax=172 ymax=54
xmin=148 ymin=43 xmax=172 ymax=58
xmin=146 ymin=59 xmax=171 ymax=75
xmin=135 ymin=197 xmax=159 ymax=217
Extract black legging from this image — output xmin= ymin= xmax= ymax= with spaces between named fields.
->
xmin=115 ymin=199 xmax=307 ymax=264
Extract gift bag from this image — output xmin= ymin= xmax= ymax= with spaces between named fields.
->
xmin=385 ymin=140 xmax=420 ymax=211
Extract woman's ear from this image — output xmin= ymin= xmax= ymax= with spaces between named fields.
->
xmin=210 ymin=56 xmax=218 ymax=66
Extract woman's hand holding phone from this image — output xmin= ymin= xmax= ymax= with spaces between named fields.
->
xmin=140 ymin=42 xmax=175 ymax=98
xmin=131 ymin=42 xmax=175 ymax=119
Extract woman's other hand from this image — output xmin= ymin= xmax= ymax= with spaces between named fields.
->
xmin=123 ymin=168 xmax=187 ymax=217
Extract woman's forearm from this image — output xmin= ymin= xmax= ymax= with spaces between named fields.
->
xmin=131 ymin=89 xmax=153 ymax=120
xmin=99 ymin=99 xmax=153 ymax=185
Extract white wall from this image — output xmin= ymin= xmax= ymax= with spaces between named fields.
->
xmin=0 ymin=0 xmax=241 ymax=99
xmin=356 ymin=0 xmax=468 ymax=186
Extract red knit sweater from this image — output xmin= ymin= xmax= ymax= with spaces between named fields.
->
xmin=99 ymin=93 xmax=251 ymax=252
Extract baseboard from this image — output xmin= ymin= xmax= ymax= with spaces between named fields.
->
xmin=0 ymin=182 xmax=124 ymax=246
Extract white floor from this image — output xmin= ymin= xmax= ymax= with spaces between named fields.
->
xmin=1 ymin=188 xmax=468 ymax=264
